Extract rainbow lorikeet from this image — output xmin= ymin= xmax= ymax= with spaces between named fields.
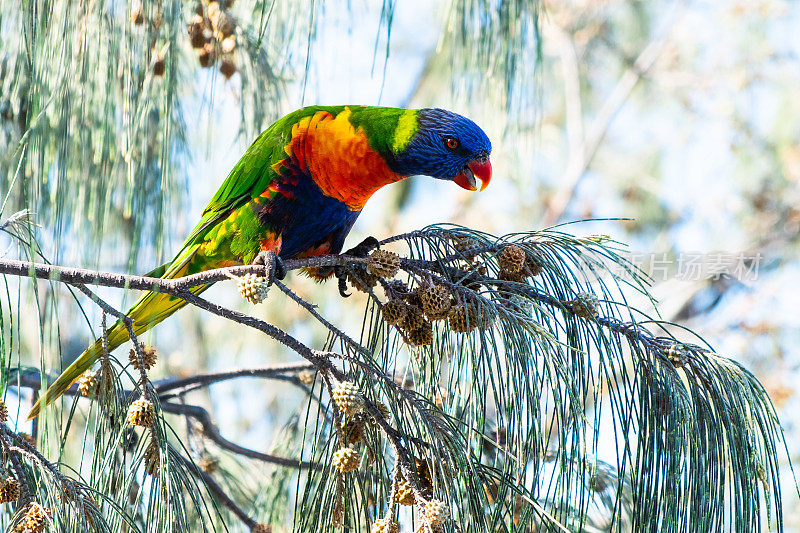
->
xmin=29 ymin=105 xmax=492 ymax=418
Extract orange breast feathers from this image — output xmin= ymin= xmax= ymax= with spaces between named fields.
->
xmin=281 ymin=108 xmax=404 ymax=211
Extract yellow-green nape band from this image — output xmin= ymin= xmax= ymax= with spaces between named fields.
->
xmin=391 ymin=109 xmax=418 ymax=154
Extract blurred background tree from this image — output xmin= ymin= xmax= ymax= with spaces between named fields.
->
xmin=0 ymin=0 xmax=798 ymax=531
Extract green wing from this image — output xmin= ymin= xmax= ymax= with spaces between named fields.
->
xmin=179 ymin=106 xmax=351 ymax=253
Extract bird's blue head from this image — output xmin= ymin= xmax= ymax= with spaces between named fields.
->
xmin=389 ymin=108 xmax=492 ymax=191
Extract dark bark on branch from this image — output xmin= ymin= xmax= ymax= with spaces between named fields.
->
xmin=153 ymin=362 xmax=316 ymax=393
xmin=163 ymin=402 xmax=321 ymax=470
xmin=11 ymin=371 xmax=317 ymax=470
xmin=173 ymin=453 xmax=259 ymax=529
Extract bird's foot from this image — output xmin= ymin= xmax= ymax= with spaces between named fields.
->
xmin=252 ymin=250 xmax=286 ymax=285
xmin=333 ymin=266 xmax=350 ymax=298
xmin=342 ymin=236 xmax=380 ymax=258
xmin=333 ymin=237 xmax=380 ymax=298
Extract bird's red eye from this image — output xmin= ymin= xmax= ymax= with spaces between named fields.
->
xmin=445 ymin=137 xmax=459 ymax=151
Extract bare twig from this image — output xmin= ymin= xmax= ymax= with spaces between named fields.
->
xmin=163 ymin=403 xmax=320 ymax=470
xmin=154 ymin=362 xmax=316 ymax=394
xmin=10 ymin=371 xmax=316 ymax=470
xmin=173 ymin=453 xmax=259 ymax=529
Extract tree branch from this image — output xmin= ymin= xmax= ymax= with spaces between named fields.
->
xmin=153 ymin=362 xmax=316 ymax=394
xmin=163 ymin=402 xmax=321 ymax=470
xmin=11 ymin=370 xmax=317 ymax=470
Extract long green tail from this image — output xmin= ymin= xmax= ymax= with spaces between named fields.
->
xmin=28 ymin=255 xmax=211 ymax=419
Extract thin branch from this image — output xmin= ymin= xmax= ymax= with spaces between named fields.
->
xmin=0 ymin=255 xmax=671 ymax=375
xmin=0 ymin=255 xmax=365 ymax=292
xmin=173 ymin=453 xmax=258 ymax=529
xmin=11 ymin=371 xmax=316 ymax=470
xmin=153 ymin=362 xmax=316 ymax=394
xmin=163 ymin=403 xmax=321 ymax=470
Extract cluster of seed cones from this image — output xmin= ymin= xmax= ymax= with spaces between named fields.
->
xmin=329 ymin=381 xmax=391 ymax=477
xmin=187 ymin=0 xmax=239 ymax=78
xmin=353 ymin=242 xmax=549 ymax=347
xmin=129 ymin=2 xmax=168 ymax=77
xmin=330 ymin=381 xmax=364 ymax=474
xmin=381 ymin=279 xmax=494 ymax=346
xmin=371 ymin=462 xmax=445 ymax=533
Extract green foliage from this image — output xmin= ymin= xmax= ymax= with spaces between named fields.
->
xmin=292 ymin=225 xmax=786 ymax=532
xmin=0 ymin=1 xmax=793 ymax=532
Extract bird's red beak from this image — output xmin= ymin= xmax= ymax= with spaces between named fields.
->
xmin=453 ymin=159 xmax=492 ymax=192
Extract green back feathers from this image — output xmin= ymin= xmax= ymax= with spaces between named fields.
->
xmin=344 ymin=106 xmax=419 ymax=156
xmin=270 ymin=105 xmax=420 ymax=156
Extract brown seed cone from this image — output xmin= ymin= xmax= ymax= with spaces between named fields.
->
xmin=199 ymin=43 xmax=216 ymax=67
xmin=384 ymin=279 xmax=409 ymax=297
xmin=477 ymin=305 xmax=496 ymax=330
xmin=144 ymin=441 xmax=160 ymax=477
xmin=251 ymin=524 xmax=272 ymax=533
xmin=570 ymin=292 xmax=599 ymax=319
xmin=221 ymin=35 xmax=236 ymax=54
xmin=404 ymin=320 xmax=433 ymax=346
xmin=452 ymin=235 xmax=479 ymax=256
xmin=298 ymin=370 xmax=317 ymax=384
xmin=0 ymin=477 xmax=20 ymax=503
xmin=348 ymin=268 xmax=379 ymax=293
xmin=206 ymin=1 xmax=221 ymax=21
xmin=484 ymin=480 xmax=499 ymax=504
xmin=151 ymin=10 xmax=163 ymax=30
xmin=127 ymin=398 xmax=155 ymax=428
xmin=77 ymin=370 xmax=98 ymax=398
xmin=405 ymin=287 xmax=423 ymax=308
xmin=367 ymin=249 xmax=401 ymax=278
xmin=371 ymin=517 xmax=400 ymax=533
xmin=419 ymin=284 xmax=452 ymax=320
xmin=129 ymin=343 xmax=158 ymax=371
xmin=341 ymin=418 xmax=364 ymax=445
xmin=96 ymin=356 xmax=116 ymax=400
xmin=219 ymin=58 xmax=237 ymax=79
xmin=200 ymin=456 xmax=219 ymax=473
xmin=126 ymin=479 xmax=140 ymax=505
xmin=416 ymin=459 xmax=434 ymax=496
xmin=188 ymin=22 xmax=208 ymax=49
xmin=130 ymin=3 xmax=144 ymax=25
xmin=331 ymin=447 xmax=360 ymax=473
xmin=0 ymin=399 xmax=7 ymax=423
xmin=498 ymin=244 xmax=526 ymax=274
xmin=400 ymin=305 xmax=425 ymax=331
xmin=394 ymin=476 xmax=416 ymax=505
xmin=381 ymin=299 xmax=408 ymax=327
xmin=447 ymin=305 xmax=476 ymax=333
xmin=52 ymin=481 xmax=77 ymax=502
xmin=213 ymin=10 xmax=236 ymax=37
xmin=0 ymin=101 xmax=12 ymax=121
xmin=22 ymin=503 xmax=51 ymax=533
xmin=153 ymin=56 xmax=166 ymax=76
xmin=423 ymin=499 xmax=450 ymax=525
xmin=332 ymin=381 xmax=362 ymax=416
